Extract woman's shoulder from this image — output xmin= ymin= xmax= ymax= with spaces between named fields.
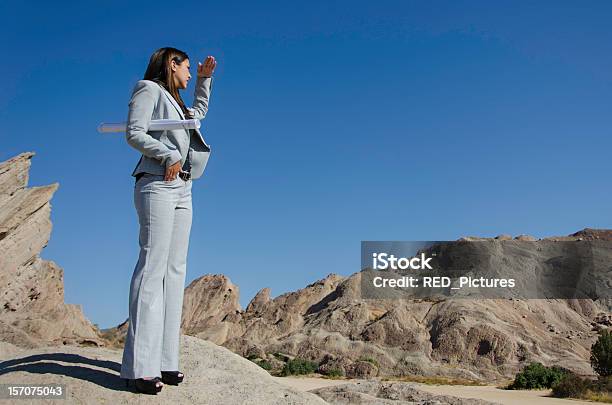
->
xmin=132 ymin=79 xmax=163 ymax=94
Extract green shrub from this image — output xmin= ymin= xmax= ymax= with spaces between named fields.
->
xmin=593 ymin=375 xmax=612 ymax=392
xmin=591 ymin=329 xmax=612 ymax=377
xmin=508 ymin=362 xmax=570 ymax=389
xmin=280 ymin=358 xmax=318 ymax=376
xmin=358 ymin=357 xmax=379 ymax=367
xmin=552 ymin=374 xmax=612 ymax=401
xmin=272 ymin=352 xmax=290 ymax=362
xmin=551 ymin=374 xmax=592 ymax=398
xmin=246 ymin=354 xmax=272 ymax=371
xmin=324 ymin=368 xmax=344 ymax=378
xmin=254 ymin=359 xmax=272 ymax=370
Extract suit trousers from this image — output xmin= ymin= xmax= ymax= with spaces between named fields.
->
xmin=120 ymin=173 xmax=193 ymax=379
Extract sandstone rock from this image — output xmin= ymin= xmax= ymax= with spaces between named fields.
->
xmin=310 ymin=380 xmax=495 ymax=404
xmin=513 ymin=234 xmax=537 ymax=241
xmin=0 ymin=152 xmax=32 ymax=205
xmin=0 ymin=152 xmax=102 ymax=348
xmin=246 ymin=287 xmax=271 ymax=313
xmin=346 ymin=360 xmax=379 ymax=379
xmin=317 ymin=353 xmax=353 ymax=376
xmin=458 ymin=236 xmax=488 ymax=241
xmin=0 ymin=334 xmax=327 ymax=404
xmin=593 ymin=312 xmax=612 ymax=326
xmin=570 ymin=228 xmax=612 ymax=241
xmin=180 ymin=274 xmax=245 ymax=344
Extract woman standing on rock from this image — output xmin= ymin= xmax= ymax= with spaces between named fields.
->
xmin=119 ymin=47 xmax=216 ymax=394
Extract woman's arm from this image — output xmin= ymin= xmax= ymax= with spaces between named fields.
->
xmin=190 ymin=75 xmax=213 ymax=120
xmin=189 ymin=56 xmax=217 ymax=120
xmin=125 ymin=80 xmax=182 ymax=168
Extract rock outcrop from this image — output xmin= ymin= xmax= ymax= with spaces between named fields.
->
xmin=0 ymin=334 xmax=330 ymax=404
xmin=0 ymin=334 xmax=496 ymax=404
xmin=180 ymin=274 xmax=244 ymax=344
xmin=310 ymin=380 xmax=495 ymax=404
xmin=0 ymin=152 xmax=102 ymax=348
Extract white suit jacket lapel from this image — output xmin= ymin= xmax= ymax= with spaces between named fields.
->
xmin=157 ymin=83 xmax=210 ymax=149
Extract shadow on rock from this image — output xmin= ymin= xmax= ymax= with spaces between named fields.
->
xmin=0 ymin=353 xmax=127 ymax=391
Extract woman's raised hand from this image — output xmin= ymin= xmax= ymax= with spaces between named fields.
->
xmin=197 ymin=56 xmax=217 ymax=78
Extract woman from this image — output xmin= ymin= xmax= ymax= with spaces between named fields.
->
xmin=120 ymin=47 xmax=217 ymax=394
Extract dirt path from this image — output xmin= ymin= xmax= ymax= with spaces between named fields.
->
xmin=272 ymin=376 xmax=595 ymax=405
xmin=417 ymin=384 xmax=594 ymax=405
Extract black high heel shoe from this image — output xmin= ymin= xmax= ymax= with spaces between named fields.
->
xmin=124 ymin=377 xmax=164 ymax=394
xmin=161 ymin=370 xmax=184 ymax=385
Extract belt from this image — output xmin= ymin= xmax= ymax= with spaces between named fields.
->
xmin=178 ymin=170 xmax=192 ymax=181
xmin=135 ymin=171 xmax=191 ymax=182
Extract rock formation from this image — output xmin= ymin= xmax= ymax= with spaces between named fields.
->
xmin=180 ymin=274 xmax=244 ymax=344
xmin=0 ymin=334 xmax=330 ymax=404
xmin=310 ymin=380 xmax=494 ymax=404
xmin=0 ymin=334 xmax=498 ymax=404
xmin=0 ymin=152 xmax=102 ymax=348
xmin=170 ymin=233 xmax=610 ymax=383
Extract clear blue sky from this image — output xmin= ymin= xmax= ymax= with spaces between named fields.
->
xmin=2 ymin=1 xmax=611 ymax=329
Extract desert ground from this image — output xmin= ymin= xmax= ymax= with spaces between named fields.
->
xmin=272 ymin=375 xmax=596 ymax=405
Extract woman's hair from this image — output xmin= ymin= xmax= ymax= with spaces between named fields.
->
xmin=143 ymin=47 xmax=193 ymax=119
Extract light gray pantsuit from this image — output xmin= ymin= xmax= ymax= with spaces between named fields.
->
xmin=120 ymin=72 xmax=214 ymax=379
xmin=120 ymin=173 xmax=193 ymax=379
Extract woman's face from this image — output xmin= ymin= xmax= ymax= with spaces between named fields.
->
xmin=171 ymin=58 xmax=191 ymax=89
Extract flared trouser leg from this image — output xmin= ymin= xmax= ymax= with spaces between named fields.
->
xmin=120 ymin=175 xmax=192 ymax=379
xmin=161 ymin=184 xmax=192 ymax=371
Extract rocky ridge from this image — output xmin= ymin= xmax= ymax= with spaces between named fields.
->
xmin=0 ymin=152 xmax=102 ymax=348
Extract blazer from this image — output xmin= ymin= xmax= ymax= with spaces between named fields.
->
xmin=126 ymin=75 xmax=214 ymax=180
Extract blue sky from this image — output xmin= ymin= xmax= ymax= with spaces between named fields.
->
xmin=2 ymin=1 xmax=611 ymax=328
